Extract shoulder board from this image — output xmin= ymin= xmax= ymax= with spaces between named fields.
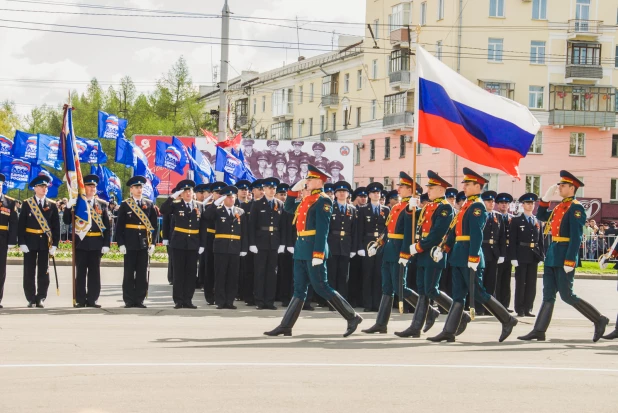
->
xmin=572 ymin=200 xmax=581 ymax=205
xmin=4 ymin=195 xmax=14 ymax=201
xmin=217 ymin=205 xmax=223 ymax=209
xmin=441 ymin=199 xmax=449 ymax=205
xmin=173 ymin=199 xmax=182 ymax=203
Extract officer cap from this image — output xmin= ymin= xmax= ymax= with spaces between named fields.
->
xmin=243 ymin=139 xmax=255 ymax=146
xmin=83 ymin=174 xmax=99 ymax=186
xmin=126 ymin=175 xmax=146 ymax=188
xmin=496 ymin=193 xmax=513 ymax=203
xmin=299 ymin=156 xmax=310 ymax=165
xmin=445 ymin=188 xmax=458 ymax=198
xmin=426 ymin=170 xmax=452 ymax=188
xmin=257 ymin=152 xmax=268 ymax=162
xmin=367 ymin=182 xmax=384 ymax=193
xmin=559 ymin=170 xmax=584 ymax=188
xmin=29 ymin=174 xmax=51 ymax=187
xmin=210 ymin=181 xmax=227 ymax=193
xmin=387 ymin=189 xmax=399 ymax=200
xmin=518 ymin=193 xmax=539 ymax=203
xmin=286 ymin=160 xmax=299 ymax=170
xmin=420 ymin=193 xmax=429 ymax=203
xmin=381 ymin=190 xmax=387 ymax=199
xmin=267 ymin=140 xmax=279 ymax=147
xmin=462 ymin=167 xmax=488 ymax=185
xmin=481 ymin=191 xmax=498 ymax=201
xmin=235 ymin=180 xmax=251 ymax=190
xmin=275 ymin=155 xmax=286 ymax=164
xmin=328 ymin=160 xmax=344 ymax=172
xmin=277 ymin=183 xmax=290 ymax=193
xmin=250 ymin=179 xmax=264 ymax=190
xmin=306 ymin=164 xmax=331 ymax=182
xmin=263 ymin=177 xmax=280 ymax=188
xmin=176 ymin=179 xmax=195 ymax=191
xmin=456 ymin=191 xmax=467 ymax=203
xmin=291 ymin=141 xmax=304 ymax=147
xmin=195 ymin=183 xmax=210 ymax=193
xmin=220 ymin=186 xmax=238 ymax=196
xmin=324 ymin=183 xmax=335 ymax=193
xmin=398 ymin=171 xmax=414 ymax=187
xmin=334 ymin=181 xmax=352 ymax=193
xmin=314 ymin=159 xmax=328 ymax=170
xmin=312 ymin=142 xmax=326 ymax=152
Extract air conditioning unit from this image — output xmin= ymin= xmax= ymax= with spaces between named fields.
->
xmin=357 ymin=142 xmax=365 ymax=149
xmin=404 ymin=135 xmax=412 ymax=143
xmin=298 ymin=118 xmax=305 ymax=124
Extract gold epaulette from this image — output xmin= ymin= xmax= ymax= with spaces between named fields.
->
xmin=173 ymin=199 xmax=182 ymax=203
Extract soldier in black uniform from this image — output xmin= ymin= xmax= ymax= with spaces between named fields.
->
xmin=386 ymin=190 xmax=399 ymax=208
xmin=160 ymin=179 xmax=207 ymax=309
xmin=509 ymin=193 xmax=544 ymax=317
xmin=276 ymin=183 xmax=293 ymax=306
xmin=115 ymin=175 xmax=159 ymax=308
xmin=63 ymin=174 xmax=110 ymax=308
xmin=203 ymin=181 xmax=226 ymax=305
xmin=357 ymin=182 xmax=389 ymax=312
xmin=327 ymin=181 xmax=357 ymax=304
xmin=162 ymin=183 xmax=178 ymax=286
xmin=235 ymin=180 xmax=252 ymax=302
xmin=0 ymin=174 xmax=17 ymax=308
xmin=18 ymin=175 xmax=60 ymax=308
xmin=348 ymin=186 xmax=368 ymax=308
xmin=324 ymin=183 xmax=335 ymax=201
xmin=242 ymin=179 xmax=263 ymax=306
xmin=194 ymin=183 xmax=209 ymax=289
xmin=204 ymin=186 xmax=248 ymax=309
xmin=249 ymin=177 xmax=285 ymax=310
xmin=495 ymin=192 xmax=515 ymax=311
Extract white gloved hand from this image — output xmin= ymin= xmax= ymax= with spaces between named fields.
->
xmin=468 ymin=261 xmax=479 ymax=271
xmin=278 ymin=245 xmax=285 ymax=254
xmin=148 ymin=245 xmax=155 ymax=256
xmin=368 ymin=246 xmax=377 ymax=257
xmin=171 ymin=190 xmax=183 ymax=199
xmin=214 ymin=196 xmax=225 ymax=206
xmin=398 ymin=257 xmax=409 ymax=266
xmin=198 ymin=247 xmax=205 ymax=254
xmin=497 ymin=256 xmax=505 ymax=264
xmin=312 ymin=258 xmax=323 ymax=266
xmin=511 ymin=260 xmax=519 ymax=268
xmin=287 ymin=247 xmax=294 ymax=254
xmin=162 ymin=239 xmax=169 ymax=246
xmin=101 ymin=247 xmax=110 ymax=254
xmin=432 ymin=248 xmax=443 ymax=262
xmin=349 ymin=252 xmax=356 ymax=258
xmin=249 ymin=245 xmax=258 ymax=254
xmin=291 ymin=179 xmax=307 ymax=192
xmin=240 ymin=251 xmax=247 ymax=257
xmin=407 ymin=197 xmax=420 ymax=210
xmin=204 ymin=194 xmax=213 ymax=204
xmin=119 ymin=245 xmax=127 ymax=255
xmin=357 ymin=249 xmax=366 ymax=257
xmin=49 ymin=246 xmax=57 ymax=256
xmin=541 ymin=184 xmax=558 ymax=202
xmin=563 ymin=265 xmax=574 ymax=274
xmin=19 ymin=244 xmax=29 ymax=253
xmin=410 ymin=243 xmax=419 ymax=256
xmin=66 ymin=198 xmax=77 ymax=208
xmin=8 ymin=244 xmax=15 ymax=249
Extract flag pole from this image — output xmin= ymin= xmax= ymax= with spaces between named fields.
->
xmin=66 ymin=91 xmax=77 ymax=307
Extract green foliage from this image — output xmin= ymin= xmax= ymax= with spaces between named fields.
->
xmin=0 ymin=100 xmax=22 ymax=138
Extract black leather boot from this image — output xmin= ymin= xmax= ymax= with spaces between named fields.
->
xmin=395 ymin=295 xmax=428 ymax=338
xmin=329 ymin=291 xmax=363 ymax=337
xmin=573 ymin=299 xmax=609 ymax=342
xmin=263 ymin=297 xmax=304 ymax=337
xmin=483 ymin=296 xmax=518 ymax=342
xmin=518 ymin=301 xmax=553 ymax=341
xmin=427 ymin=301 xmax=464 ymax=342
xmin=434 ymin=292 xmax=470 ymax=336
xmin=602 ymin=314 xmax=618 ymax=340
xmin=404 ymin=292 xmax=440 ymax=332
xmin=361 ymin=295 xmax=392 ymax=334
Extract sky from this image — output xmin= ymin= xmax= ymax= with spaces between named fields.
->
xmin=0 ymin=0 xmax=366 ymax=116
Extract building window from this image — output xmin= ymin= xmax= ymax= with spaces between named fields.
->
xmin=309 ymin=83 xmax=314 ymax=102
xmin=417 ymin=143 xmax=422 ymax=155
xmin=568 ymin=42 xmax=601 ymax=66
xmin=309 ymin=118 xmax=313 ymax=136
xmin=399 ymin=135 xmax=406 ymax=158
xmin=615 ymin=45 xmax=618 ymax=68
xmin=529 ymin=131 xmax=543 ymax=154
xmin=525 ymin=175 xmax=541 ymax=195
xmin=436 ymin=40 xmax=443 ymax=61
xmin=252 ymin=98 xmax=256 ymax=115
xmin=343 ymin=108 xmax=349 ymax=130
xmin=532 ymin=0 xmax=547 ymax=20
xmin=355 ymin=145 xmax=361 ymax=166
xmin=529 ymin=86 xmax=544 ymax=109
xmin=389 ymin=49 xmax=410 ymax=73
xmin=322 ymin=74 xmax=339 ymax=97
xmin=371 ymin=100 xmax=377 ymax=120
xmin=421 ymin=2 xmax=427 ymax=26
xmin=438 ymin=0 xmax=445 ymax=20
xmin=271 ymin=88 xmax=293 ymax=117
xmin=384 ymin=137 xmax=391 ymax=159
xmin=357 ymin=69 xmax=363 ymax=89
xmin=489 ymin=0 xmax=504 ymax=17
xmin=331 ymin=113 xmax=337 ymax=131
xmin=344 ymin=73 xmax=350 ymax=93
xmin=299 ymin=86 xmax=303 ymax=104
xmin=373 ymin=19 xmax=379 ymax=39
xmin=488 ymin=38 xmax=503 ymax=62
xmin=372 ymin=59 xmax=378 ymax=79
xmin=482 ymin=173 xmax=499 ymax=192
xmin=297 ymin=121 xmax=303 ymax=138
xmin=432 ymin=147 xmax=440 ymax=153
xmin=612 ymin=135 xmax=618 ymax=157
xmin=479 ymin=81 xmax=514 ymax=99
xmin=356 ymin=107 xmax=362 ymax=127
xmin=262 ymin=96 xmax=266 ymax=112
xmin=270 ymin=121 xmax=292 ymax=140
xmin=576 ymin=177 xmax=584 ymax=197
xmin=570 ymin=132 xmax=585 ymax=156
xmin=320 ymin=115 xmax=325 ymax=133
xmin=611 ymin=178 xmax=618 ymax=201
xmin=390 ymin=3 xmax=411 ymax=31
xmin=576 ymin=0 xmax=590 ymax=22
xmin=370 ymin=139 xmax=375 ymax=161
xmin=384 ymin=92 xmax=412 ymax=115
xmin=415 ymin=173 xmax=421 ymax=185
xmin=530 ymin=41 xmax=546 ymax=64
xmin=369 ymin=177 xmax=375 ymax=184
xmin=549 ymin=85 xmax=616 ymax=113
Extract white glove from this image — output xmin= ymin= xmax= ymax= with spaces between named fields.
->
xmin=240 ymin=251 xmax=247 ymax=257
xmin=19 ymin=244 xmax=29 ymax=253
xmin=8 ymin=244 xmax=15 ymax=249
xmin=511 ymin=260 xmax=519 ymax=268
xmin=349 ymin=252 xmax=356 ymax=258
xmin=198 ymin=247 xmax=205 ymax=254
xmin=432 ymin=248 xmax=443 ymax=262
xmin=171 ymin=190 xmax=183 ymax=199
xmin=357 ymin=249 xmax=366 ymax=257
xmin=101 ymin=247 xmax=110 ymax=254
xmin=49 ymin=246 xmax=57 ymax=256
xmin=278 ymin=245 xmax=285 ymax=254
xmin=497 ymin=257 xmax=505 ymax=264
xmin=407 ymin=197 xmax=420 ymax=210
xmin=204 ymin=194 xmax=213 ymax=204
xmin=291 ymin=179 xmax=307 ymax=192
xmin=368 ymin=246 xmax=377 ymax=257
xmin=214 ymin=196 xmax=225 ymax=206
xmin=312 ymin=258 xmax=323 ymax=266
xmin=119 ymin=245 xmax=127 ymax=254
xmin=148 ymin=244 xmax=155 ymax=256
xmin=410 ymin=243 xmax=419 ymax=256
xmin=541 ymin=184 xmax=558 ymax=202
xmin=468 ymin=261 xmax=479 ymax=271
xmin=66 ymin=198 xmax=77 ymax=208
xmin=162 ymin=239 xmax=169 ymax=246
xmin=563 ymin=265 xmax=574 ymax=274
xmin=287 ymin=247 xmax=294 ymax=254
xmin=249 ymin=245 xmax=258 ymax=254
xmin=398 ymin=257 xmax=408 ymax=266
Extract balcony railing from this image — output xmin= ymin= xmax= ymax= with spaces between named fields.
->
xmin=272 ymin=104 xmax=293 ymax=120
xmin=566 ymin=64 xmax=603 ymax=80
xmin=320 ymin=131 xmax=337 ymax=141
xmin=390 ymin=28 xmax=410 ymax=46
xmin=321 ymin=94 xmax=339 ymax=108
xmin=548 ymin=110 xmax=615 ymax=128
xmin=383 ymin=111 xmax=414 ymax=131
xmin=389 ymin=71 xmax=411 ymax=89
xmin=567 ymin=19 xmax=602 ymax=37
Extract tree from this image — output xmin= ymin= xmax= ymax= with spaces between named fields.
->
xmin=0 ymin=100 xmax=21 ymax=137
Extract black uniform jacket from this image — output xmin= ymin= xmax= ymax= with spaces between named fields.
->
xmin=63 ymin=198 xmax=111 ymax=251
xmin=115 ymin=198 xmax=159 ymax=250
xmin=160 ymin=197 xmax=207 ymax=251
xmin=249 ymin=197 xmax=284 ymax=250
xmin=328 ymin=202 xmax=358 ymax=256
xmin=18 ymin=197 xmax=60 ymax=251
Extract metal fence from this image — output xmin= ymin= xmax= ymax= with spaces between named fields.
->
xmin=580 ymin=234 xmax=617 ymax=261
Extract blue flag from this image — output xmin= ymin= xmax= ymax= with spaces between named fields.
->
xmin=114 ymin=137 xmax=134 ymax=167
xmin=0 ymin=154 xmax=33 ymax=190
xmin=215 ymin=147 xmax=246 ymax=185
xmin=37 ymin=134 xmax=63 ymax=171
xmin=11 ymin=130 xmax=39 ymax=162
xmin=155 ymin=137 xmax=188 ymax=175
xmin=189 ymin=144 xmax=216 ymax=184
xmin=231 ymin=147 xmax=256 ymax=182
xmin=91 ymin=164 xmax=122 ymax=202
xmin=98 ymin=111 xmax=128 ymax=140
xmin=0 ymin=135 xmax=13 ymax=157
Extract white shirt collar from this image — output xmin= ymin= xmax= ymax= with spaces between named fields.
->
xmin=132 ymin=197 xmax=142 ymax=203
xmin=35 ymin=196 xmax=45 ymax=204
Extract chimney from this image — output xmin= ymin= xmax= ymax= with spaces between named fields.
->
xmin=298 ymin=56 xmax=305 ymax=62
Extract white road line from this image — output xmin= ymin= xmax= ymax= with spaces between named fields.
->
xmin=0 ymin=362 xmax=616 ymax=373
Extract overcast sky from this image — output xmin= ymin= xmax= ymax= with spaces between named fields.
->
xmin=0 ymin=0 xmax=365 ymax=117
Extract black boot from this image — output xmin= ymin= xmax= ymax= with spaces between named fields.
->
xmin=573 ymin=299 xmax=609 ymax=342
xmin=602 ymin=314 xmax=618 ymax=340
xmin=361 ymin=295 xmax=392 ymax=334
xmin=395 ymin=295 xmax=428 ymax=338
xmin=404 ymin=292 xmax=440 ymax=332
xmin=427 ymin=301 xmax=464 ymax=343
xmin=433 ymin=291 xmax=469 ymax=336
xmin=483 ymin=296 xmax=518 ymax=342
xmin=518 ymin=301 xmax=553 ymax=341
xmin=264 ymin=297 xmax=303 ymax=337
xmin=329 ymin=291 xmax=363 ymax=337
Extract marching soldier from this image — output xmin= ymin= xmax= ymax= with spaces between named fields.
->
xmin=509 ymin=193 xmax=544 ymax=317
xmin=235 ymin=180 xmax=252 ymax=302
xmin=204 ymin=186 xmax=248 ymax=309
xmin=264 ymin=165 xmax=363 ymax=337
xmin=203 ymin=181 xmax=226 ymax=305
xmin=440 ymin=187 xmax=459 ymax=300
xmin=429 ymin=168 xmax=517 ymax=342
xmin=63 ymin=174 xmax=110 ymax=308
xmin=495 ymin=192 xmax=514 ymax=311
xmin=276 ymin=183 xmax=294 ymax=307
xmin=160 ymin=180 xmax=207 ymax=309
xmin=194 ymin=183 xmax=210 ymax=289
xmin=115 ymin=176 xmax=158 ymax=309
xmin=396 ymin=171 xmax=471 ymax=338
xmin=249 ymin=177 xmax=285 ymax=310
xmin=519 ymin=171 xmax=609 ymax=342
xmin=18 ymin=175 xmax=60 ymax=308
xmin=0 ymin=174 xmax=17 ymax=308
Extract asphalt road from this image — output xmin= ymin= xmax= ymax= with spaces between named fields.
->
xmin=0 ymin=265 xmax=616 ymax=413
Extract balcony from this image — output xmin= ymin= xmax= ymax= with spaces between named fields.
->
xmin=320 ymin=131 xmax=337 ymax=141
xmin=567 ymin=19 xmax=602 ymax=40
xmin=272 ymin=104 xmax=293 ymax=121
xmin=548 ymin=110 xmax=615 ymax=128
xmin=383 ymin=111 xmax=414 ymax=131
xmin=389 ymin=71 xmax=411 ymax=90
xmin=235 ymin=114 xmax=248 ymax=128
xmin=566 ymin=64 xmax=603 ymax=81
xmin=390 ymin=28 xmax=410 ymax=47
xmin=321 ymin=94 xmax=339 ymax=109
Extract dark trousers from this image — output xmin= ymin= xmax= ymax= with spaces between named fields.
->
xmin=277 ymin=251 xmax=294 ymax=304
xmin=495 ymin=261 xmax=512 ymax=309
xmin=439 ymin=264 xmax=453 ymax=297
xmin=347 ymin=255 xmax=362 ymax=307
xmin=122 ymin=249 xmax=149 ymax=306
xmin=0 ymin=246 xmax=7 ymax=303
xmin=75 ymin=249 xmax=102 ymax=306
xmin=214 ymin=254 xmax=239 ymax=306
xmin=452 ymin=266 xmax=491 ymax=305
xmin=477 ymin=259 xmax=498 ymax=312
xmin=514 ymin=263 xmax=538 ymax=313
xmin=166 ymin=245 xmax=174 ymax=284
xmin=172 ymin=248 xmax=198 ymax=306
xmin=542 ymin=266 xmax=579 ymax=305
xmin=198 ymin=250 xmax=208 ymax=295
xmin=327 ymin=255 xmax=350 ymax=299
xmin=417 ymin=266 xmax=443 ymax=299
xmin=204 ymin=248 xmax=215 ymax=304
xmin=292 ymin=259 xmax=336 ymax=301
xmin=243 ymin=252 xmax=256 ymax=304
xmin=23 ymin=250 xmax=49 ymax=303
xmin=361 ymin=253 xmax=382 ymax=310
xmin=254 ymin=249 xmax=278 ymax=306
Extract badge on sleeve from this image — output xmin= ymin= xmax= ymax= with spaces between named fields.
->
xmin=441 ymin=210 xmax=448 ymax=216
xmin=323 ymin=205 xmax=331 ymax=212
xmin=473 ymin=208 xmax=481 ymax=217
xmin=574 ymin=210 xmax=582 ymax=218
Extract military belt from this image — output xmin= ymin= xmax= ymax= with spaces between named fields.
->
xmin=482 ymin=239 xmax=495 ymax=245
xmin=86 ymin=232 xmax=102 ymax=237
xmin=298 ymin=230 xmax=316 ymax=237
xmin=0 ymin=225 xmax=8 ymax=231
xmin=387 ymin=233 xmax=404 ymax=239
xmin=455 ymin=236 xmax=470 ymax=242
xmin=365 ymin=232 xmax=380 ymax=237
xmin=207 ymin=228 xmax=216 ymax=234
xmin=215 ymin=234 xmax=241 ymax=240
xmin=125 ymin=224 xmax=146 ymax=230
xmin=26 ymin=228 xmax=44 ymax=234
xmin=553 ymin=236 xmax=570 ymax=242
xmin=260 ymin=226 xmax=279 ymax=232
xmin=520 ymin=242 xmax=536 ymax=248
xmin=331 ymin=230 xmax=347 ymax=236
xmin=175 ymin=227 xmax=200 ymax=234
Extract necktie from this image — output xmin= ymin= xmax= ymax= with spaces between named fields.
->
xmin=269 ymin=200 xmax=273 ymax=210
xmin=228 ymin=208 xmax=232 ymax=217
xmin=340 ymin=204 xmax=345 ymax=214
xmin=529 ymin=216 xmax=533 ymax=225
xmin=374 ymin=206 xmax=379 ymax=216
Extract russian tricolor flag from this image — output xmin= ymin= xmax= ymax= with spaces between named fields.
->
xmin=415 ymin=46 xmax=540 ymax=179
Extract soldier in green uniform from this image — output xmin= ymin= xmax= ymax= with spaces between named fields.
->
xmin=519 ymin=171 xmax=609 ymax=342
xmin=264 ymin=164 xmax=363 ymax=337
xmin=428 ymin=168 xmax=518 ymax=343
